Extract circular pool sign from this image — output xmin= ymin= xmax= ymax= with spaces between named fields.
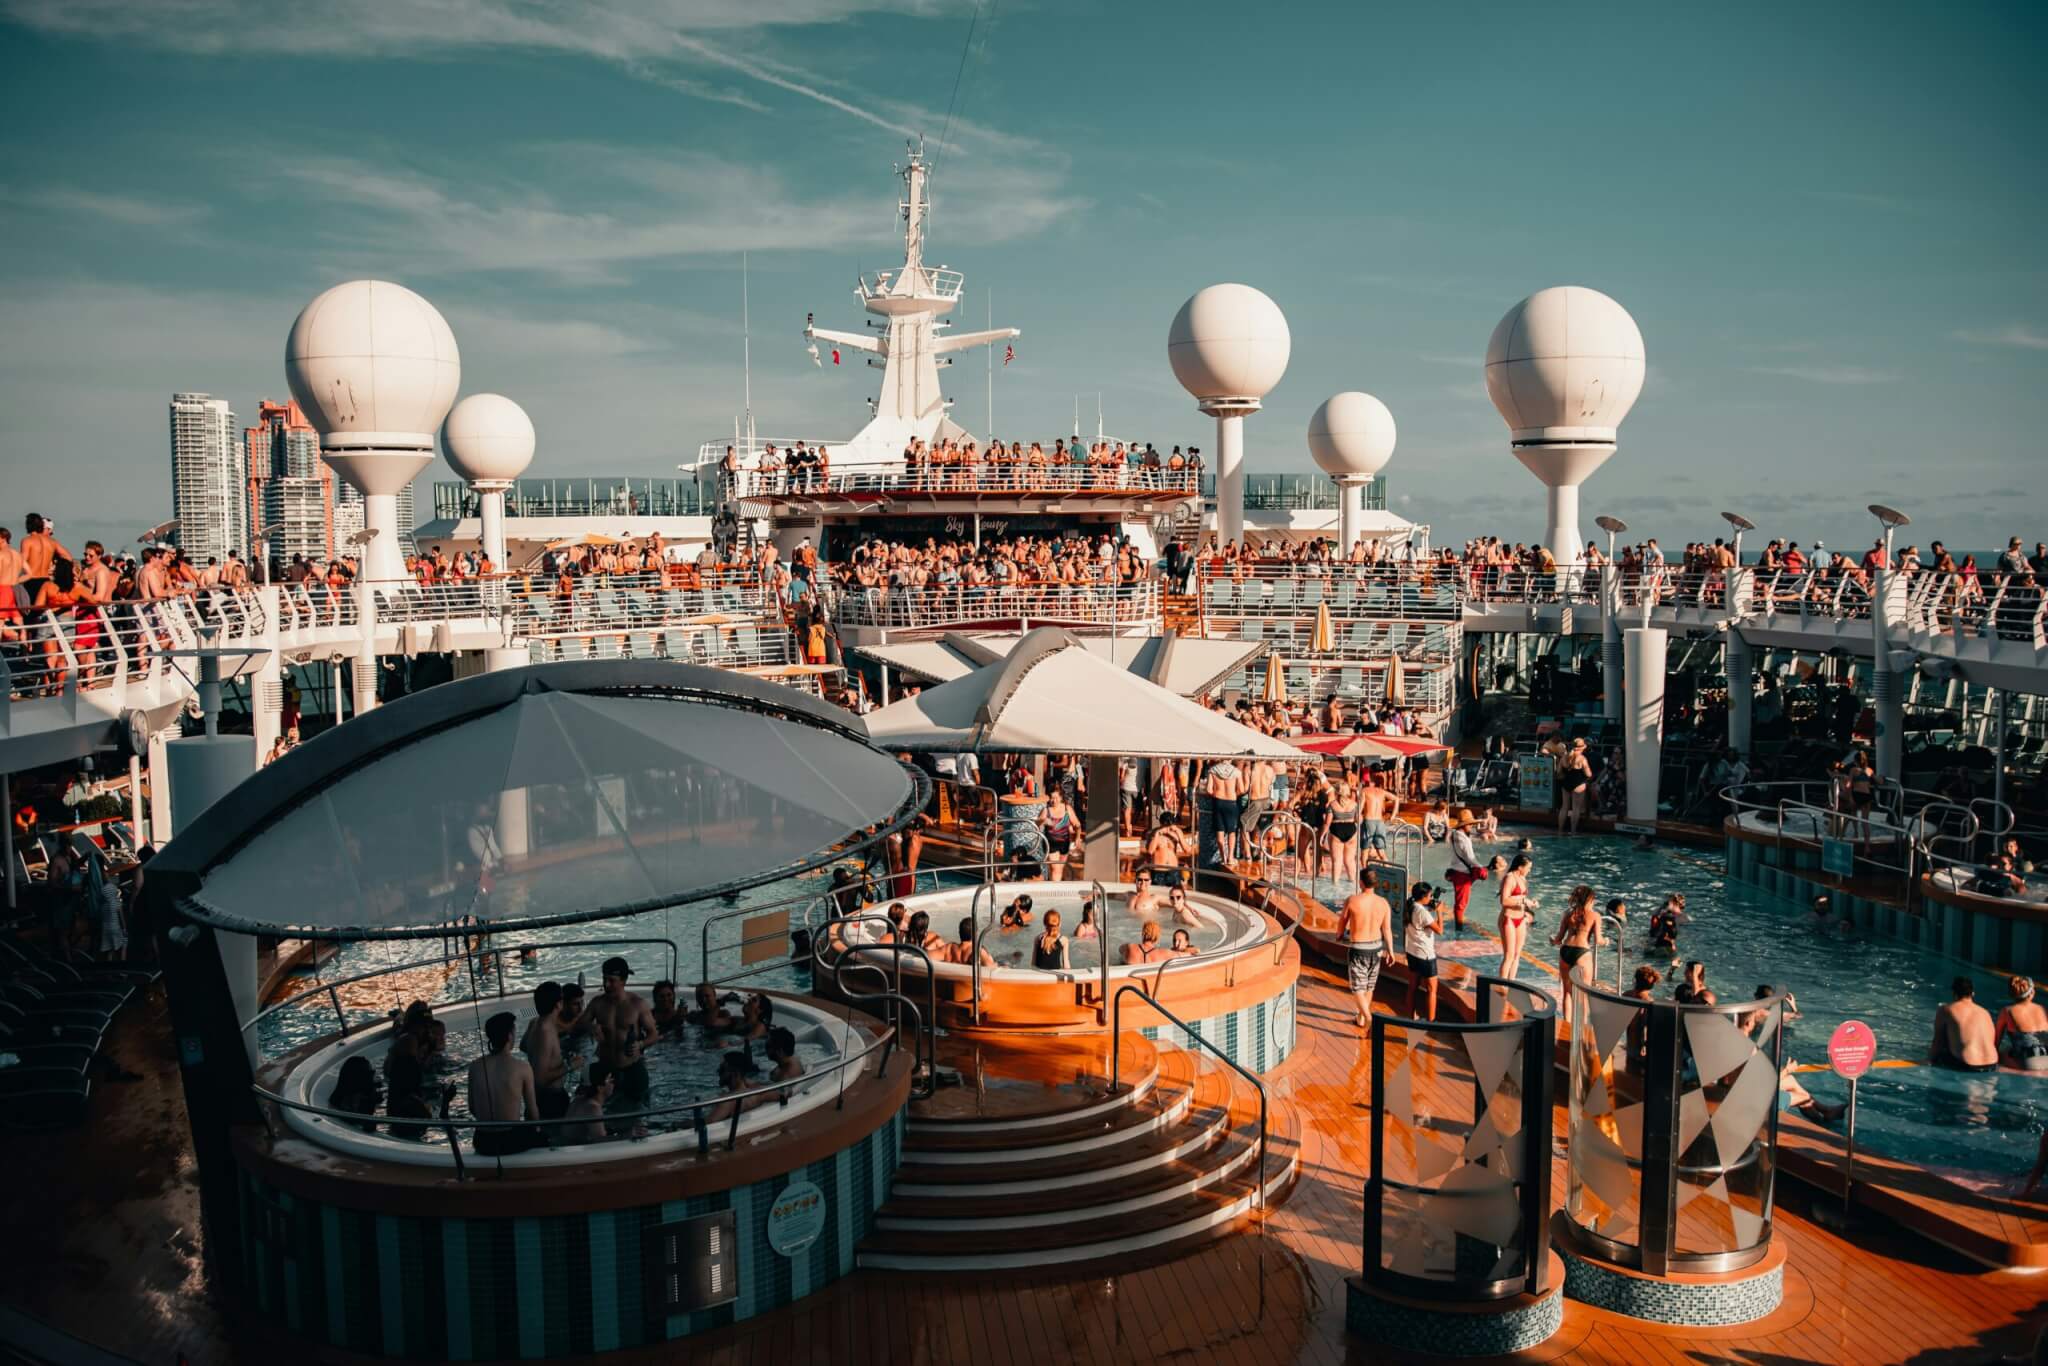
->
xmin=1828 ymin=1020 xmax=1877 ymax=1079
xmin=767 ymin=1179 xmax=828 ymax=1258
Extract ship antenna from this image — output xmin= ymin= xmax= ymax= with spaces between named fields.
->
xmin=741 ymin=251 xmax=754 ymax=450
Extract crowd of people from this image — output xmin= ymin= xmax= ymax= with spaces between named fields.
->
xmin=715 ymin=437 xmax=1205 ymax=498
xmin=328 ymin=955 xmax=810 ymax=1152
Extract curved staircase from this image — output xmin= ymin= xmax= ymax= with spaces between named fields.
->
xmin=858 ymin=1033 xmax=1299 ymax=1272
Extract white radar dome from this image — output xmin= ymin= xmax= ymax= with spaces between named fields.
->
xmin=1307 ymin=392 xmax=1397 ymax=479
xmin=285 ymin=280 xmax=461 ymax=450
xmin=441 ymin=393 xmax=536 ymax=485
xmin=1484 ymin=286 xmax=1645 ymax=443
xmin=1167 ymin=283 xmax=1291 ymax=402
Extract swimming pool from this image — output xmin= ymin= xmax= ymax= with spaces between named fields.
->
xmin=1312 ymin=834 xmax=2046 ymax=1184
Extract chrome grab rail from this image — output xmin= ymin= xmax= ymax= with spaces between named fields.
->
xmin=1091 ymin=878 xmax=1111 ymax=1023
xmin=1127 ymin=861 xmax=1302 ymax=1001
xmin=811 ymin=912 xmax=936 ymax=1099
xmin=1111 ymin=981 xmax=1269 ymax=1209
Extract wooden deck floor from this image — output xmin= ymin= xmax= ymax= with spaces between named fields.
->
xmin=5 ymin=970 xmax=2047 ymax=1364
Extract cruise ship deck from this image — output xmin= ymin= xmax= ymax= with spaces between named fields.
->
xmin=12 ymin=959 xmax=2046 ymax=1365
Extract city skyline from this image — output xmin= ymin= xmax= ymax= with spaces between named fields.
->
xmin=3 ymin=0 xmax=2043 ymax=560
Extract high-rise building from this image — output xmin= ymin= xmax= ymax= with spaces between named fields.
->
xmin=333 ymin=483 xmax=417 ymax=567
xmin=244 ymin=399 xmax=334 ymax=567
xmin=168 ymin=392 xmax=245 ymax=567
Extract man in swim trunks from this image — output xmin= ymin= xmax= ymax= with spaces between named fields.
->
xmin=519 ymin=981 xmax=577 ymax=1120
xmin=1147 ymin=817 xmax=1194 ymax=888
xmin=1205 ymin=759 xmax=1247 ymax=864
xmin=1339 ymin=868 xmax=1396 ymax=1028
xmin=1359 ymin=773 xmax=1394 ymax=865
xmin=589 ymin=956 xmax=658 ymax=1134
xmin=1244 ymin=758 xmax=1277 ymax=852
xmin=468 ymin=1011 xmax=543 ymax=1156
xmin=1930 ymin=977 xmax=1998 ymax=1071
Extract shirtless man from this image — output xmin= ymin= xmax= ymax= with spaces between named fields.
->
xmin=1359 ymin=775 xmax=1395 ymax=866
xmin=948 ymin=917 xmax=996 ymax=967
xmin=1205 ymin=760 xmax=1247 ymax=864
xmin=1339 ymin=868 xmax=1397 ymax=1027
xmin=80 ymin=542 xmax=118 ymax=602
xmin=1244 ymin=758 xmax=1277 ymax=851
xmin=518 ymin=981 xmax=577 ymax=1119
xmin=0 ymin=527 xmax=22 ymax=594
xmin=17 ymin=514 xmax=74 ymax=602
xmin=1931 ymin=977 xmax=1998 ymax=1071
xmin=588 ymin=956 xmax=658 ymax=1134
xmin=1147 ymin=817 xmax=1195 ymax=888
xmin=467 ymin=1011 xmax=542 ymax=1156
xmin=1126 ymin=868 xmax=1162 ymax=920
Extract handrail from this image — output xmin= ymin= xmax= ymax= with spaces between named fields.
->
xmin=1111 ymin=981 xmax=1269 ymax=1209
xmin=251 ymin=1002 xmax=900 ymax=1159
xmin=697 ymin=893 xmax=827 ymax=990
xmin=811 ymin=911 xmax=936 ymax=1099
xmin=1597 ymin=914 xmax=1627 ymax=992
xmin=1091 ymin=878 xmax=1111 ymax=1023
xmin=1127 ymin=861 xmax=1302 ymax=1001
xmin=966 ymin=880 xmax=995 ymax=1026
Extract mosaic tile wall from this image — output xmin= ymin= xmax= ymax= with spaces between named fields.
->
xmin=233 ymin=1108 xmax=905 ymax=1359
xmin=1560 ymin=1245 xmax=1783 ymax=1326
xmin=1345 ymin=1277 xmax=1563 ymax=1355
xmin=1136 ymin=980 xmax=1297 ymax=1074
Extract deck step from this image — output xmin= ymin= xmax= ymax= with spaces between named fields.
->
xmin=863 ymin=1049 xmax=1300 ymax=1271
xmin=897 ymin=1061 xmax=1203 ymax=1165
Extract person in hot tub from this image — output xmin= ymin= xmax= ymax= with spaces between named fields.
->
xmin=1166 ymin=884 xmax=1202 ymax=929
xmin=1995 ymin=976 xmax=2048 ymax=1073
xmin=766 ymin=1027 xmax=805 ymax=1085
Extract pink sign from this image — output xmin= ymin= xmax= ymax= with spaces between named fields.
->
xmin=1828 ymin=1020 xmax=1877 ymax=1079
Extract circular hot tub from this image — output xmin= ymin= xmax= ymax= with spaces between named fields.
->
xmin=276 ymin=994 xmax=866 ymax=1167
xmin=827 ymin=879 xmax=1300 ymax=1073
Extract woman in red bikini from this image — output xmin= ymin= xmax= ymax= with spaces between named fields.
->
xmin=1497 ymin=853 xmax=1537 ymax=981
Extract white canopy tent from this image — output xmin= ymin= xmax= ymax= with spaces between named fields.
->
xmin=850 ymin=630 xmax=1270 ymax=699
xmin=860 ymin=628 xmax=1298 ymax=880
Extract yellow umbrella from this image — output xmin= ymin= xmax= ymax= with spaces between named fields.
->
xmin=546 ymin=532 xmax=621 ymax=551
xmin=1311 ymin=600 xmax=1334 ymax=653
xmin=1385 ymin=652 xmax=1407 ymax=706
xmin=1264 ymin=652 xmax=1288 ymax=704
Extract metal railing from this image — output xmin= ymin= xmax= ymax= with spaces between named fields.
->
xmin=1198 ymin=564 xmax=1464 ymax=622
xmin=811 ymin=911 xmax=936 ymax=1099
xmin=726 ymin=462 xmax=1200 ymax=501
xmin=1365 ymin=976 xmax=1555 ymax=1299
xmin=1111 ymin=981 xmax=1270 ymax=1208
xmin=829 ymin=580 xmax=1159 ymax=631
xmin=1128 ymin=861 xmax=1302 ymax=1004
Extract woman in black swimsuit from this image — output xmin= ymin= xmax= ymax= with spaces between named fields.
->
xmin=1031 ymin=909 xmax=1070 ymax=971
xmin=1550 ymin=884 xmax=1603 ymax=1019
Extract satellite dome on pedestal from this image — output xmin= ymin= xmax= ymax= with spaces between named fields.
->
xmin=285 ymin=280 xmax=462 ymax=454
xmin=1484 ymin=286 xmax=1645 ymax=443
xmin=441 ymin=393 xmax=536 ymax=486
xmin=1307 ymin=392 xmax=1397 ymax=480
xmin=1167 ymin=284 xmax=1291 ymax=404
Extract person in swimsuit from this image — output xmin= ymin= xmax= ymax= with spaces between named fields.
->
xmin=1497 ymin=853 xmax=1536 ymax=981
xmin=1039 ymin=790 xmax=1080 ymax=881
xmin=1648 ymin=895 xmax=1685 ymax=962
xmin=1120 ymin=919 xmax=1169 ymax=965
xmin=1340 ymin=868 xmax=1396 ymax=1027
xmin=1031 ymin=910 xmax=1071 ymax=971
xmin=1996 ymin=977 xmax=2048 ymax=1072
xmin=1549 ymin=884 xmax=1604 ymax=1019
xmin=1205 ymin=759 xmax=1247 ymax=864
xmin=1327 ymin=778 xmax=1362 ymax=890
xmin=1296 ymin=773 xmax=1331 ymax=880
xmin=1672 ymin=960 xmax=1716 ymax=1006
xmin=1359 ymin=774 xmax=1395 ymax=867
xmin=1147 ymin=818 xmax=1194 ymax=888
xmin=1557 ymin=738 xmax=1593 ymax=836
xmin=1623 ymin=966 xmax=1661 ymax=1075
xmin=468 ymin=1011 xmax=543 ymax=1157
xmin=1925 ymin=976 xmax=1994 ymax=1071
xmin=1166 ymin=884 xmax=1202 ymax=929
xmin=1074 ymin=899 xmax=1101 ymax=941
xmin=589 ymin=956 xmax=657 ymax=1136
xmin=949 ymin=917 xmax=996 ymax=967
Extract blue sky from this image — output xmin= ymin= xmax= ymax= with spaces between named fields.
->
xmin=2 ymin=0 xmax=2042 ymax=557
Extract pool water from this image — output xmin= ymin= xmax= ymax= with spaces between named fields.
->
xmin=1307 ymin=835 xmax=2047 ymax=1184
xmin=897 ymin=883 xmax=1234 ymax=971
xmin=401 ymin=1021 xmax=837 ymax=1131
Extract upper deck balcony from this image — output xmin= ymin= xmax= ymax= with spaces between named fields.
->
xmin=725 ymin=460 xmax=1201 ymax=508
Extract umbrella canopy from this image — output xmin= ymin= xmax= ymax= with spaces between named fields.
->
xmin=1386 ymin=652 xmax=1407 ymax=705
xmin=1311 ymin=601 xmax=1335 ymax=653
xmin=1293 ymin=731 xmax=1451 ymax=761
xmin=849 ymin=631 xmax=1268 ymax=699
xmin=862 ymin=628 xmax=1301 ymax=760
xmin=1263 ymin=652 xmax=1288 ymax=704
xmin=546 ymin=532 xmax=621 ymax=550
xmin=154 ymin=662 xmax=923 ymax=940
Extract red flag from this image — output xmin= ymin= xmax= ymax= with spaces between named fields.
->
xmin=831 ymin=348 xmax=841 ymax=365
xmin=1003 ymin=344 xmax=1014 ymax=366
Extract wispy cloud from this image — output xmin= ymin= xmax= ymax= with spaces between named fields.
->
xmin=1951 ymin=324 xmax=2048 ymax=351
xmin=1 ymin=184 xmax=208 ymax=226
xmin=268 ymin=143 xmax=1078 ymax=283
xmin=1746 ymin=364 xmax=1896 ymax=386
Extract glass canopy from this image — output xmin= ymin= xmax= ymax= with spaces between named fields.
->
xmin=184 ymin=683 xmax=918 ymax=939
